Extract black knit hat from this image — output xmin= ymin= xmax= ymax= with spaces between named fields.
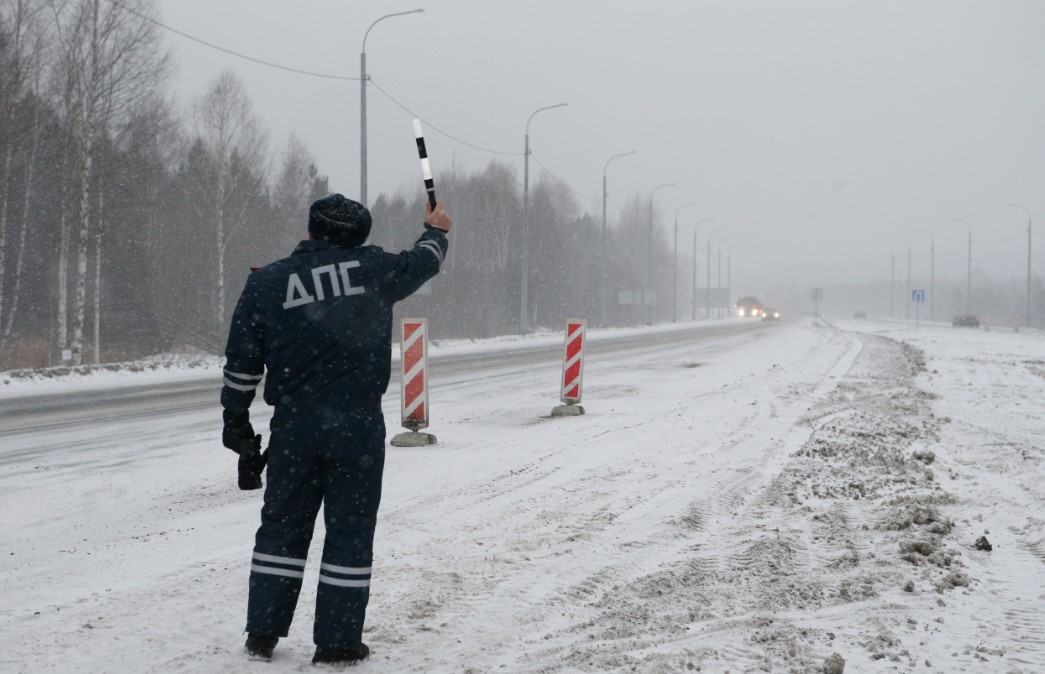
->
xmin=308 ymin=194 xmax=372 ymax=248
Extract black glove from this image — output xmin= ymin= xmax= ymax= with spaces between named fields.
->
xmin=222 ymin=412 xmax=257 ymax=454
xmin=223 ymin=412 xmax=267 ymax=490
xmin=238 ymin=443 xmax=267 ymax=491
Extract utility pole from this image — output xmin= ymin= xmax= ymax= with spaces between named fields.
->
xmin=917 ymin=228 xmax=935 ymax=321
xmin=951 ymin=218 xmax=973 ymax=315
xmin=671 ymin=202 xmax=698 ymax=323
xmin=691 ymin=230 xmax=698 ymax=320
xmin=600 ymin=151 xmax=635 ymax=327
xmin=879 ymin=243 xmax=894 ymax=318
xmin=360 ymin=9 xmax=424 ymax=206
xmin=690 ymin=218 xmax=713 ymax=320
xmin=646 ymin=182 xmax=675 ymax=325
xmin=706 ymin=227 xmax=726 ymax=319
xmin=897 ymin=237 xmax=911 ymax=320
xmin=716 ymin=246 xmax=722 ymax=319
xmin=521 ymin=103 xmax=567 ymax=333
xmin=727 ymin=251 xmax=732 ymax=316
xmin=1008 ymin=204 xmax=1033 ymax=329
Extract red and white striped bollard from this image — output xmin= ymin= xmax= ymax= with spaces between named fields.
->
xmin=390 ymin=318 xmax=437 ymax=446
xmin=552 ymin=319 xmax=586 ymax=417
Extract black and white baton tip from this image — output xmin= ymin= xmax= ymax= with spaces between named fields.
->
xmin=412 ymin=118 xmax=437 ymax=209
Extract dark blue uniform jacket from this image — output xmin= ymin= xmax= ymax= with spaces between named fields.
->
xmin=221 ymin=230 xmax=447 ymax=419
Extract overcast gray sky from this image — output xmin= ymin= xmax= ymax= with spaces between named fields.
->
xmin=156 ymin=0 xmax=1044 ymax=293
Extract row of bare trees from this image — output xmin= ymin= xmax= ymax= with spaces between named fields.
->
xmin=366 ymin=165 xmax=675 ymax=342
xmin=0 ymin=0 xmax=330 ymax=368
xmin=0 ymin=0 xmax=679 ymax=371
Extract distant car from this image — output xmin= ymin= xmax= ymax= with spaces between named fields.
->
xmin=735 ymin=296 xmax=764 ymax=318
xmin=953 ymin=314 xmax=980 ymax=328
xmin=853 ymin=311 xmax=867 ymax=319
xmin=762 ymin=307 xmax=781 ymax=321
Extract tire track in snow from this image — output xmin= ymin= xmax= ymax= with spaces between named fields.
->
xmin=517 ymin=327 xmax=867 ymax=672
xmin=369 ymin=328 xmax=820 ymax=672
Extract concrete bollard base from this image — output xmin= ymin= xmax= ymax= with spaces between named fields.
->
xmin=390 ymin=431 xmax=438 ymax=447
xmin=551 ymin=404 xmax=585 ymax=417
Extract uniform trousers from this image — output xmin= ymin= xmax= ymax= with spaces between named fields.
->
xmin=245 ymin=401 xmax=385 ymax=648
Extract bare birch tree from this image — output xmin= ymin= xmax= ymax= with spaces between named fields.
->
xmin=528 ymin=175 xmax=579 ymax=327
xmin=51 ymin=0 xmax=170 ymax=364
xmin=48 ymin=26 xmax=77 ymax=363
xmin=0 ymin=0 xmax=46 ymax=358
xmin=0 ymin=80 xmax=43 ymax=357
xmin=272 ymin=133 xmax=327 ymax=251
xmin=190 ymin=70 xmax=267 ymax=334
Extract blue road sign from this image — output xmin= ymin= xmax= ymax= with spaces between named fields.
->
xmin=912 ymin=289 xmax=925 ymax=303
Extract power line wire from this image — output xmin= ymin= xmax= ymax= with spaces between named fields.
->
xmin=368 ymin=78 xmax=519 ymax=156
xmin=110 ymin=0 xmax=359 ymax=81
xmin=981 ymin=230 xmax=1027 ymax=246
xmin=529 ymin=151 xmax=599 ymax=200
xmin=115 ymin=0 xmax=607 ymax=202
xmin=372 ymin=79 xmax=605 ymax=201
xmin=117 ymin=1 xmax=525 ymax=157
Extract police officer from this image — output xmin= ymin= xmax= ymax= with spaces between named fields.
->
xmin=220 ymin=194 xmax=451 ymax=665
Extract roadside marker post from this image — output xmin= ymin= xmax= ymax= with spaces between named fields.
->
xmin=810 ymin=288 xmax=823 ymax=326
xmin=552 ymin=319 xmax=586 ymax=417
xmin=912 ymin=289 xmax=925 ymax=329
xmin=390 ymin=318 xmax=437 ymax=447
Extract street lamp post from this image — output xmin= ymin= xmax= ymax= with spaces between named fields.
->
xmin=646 ymin=182 xmax=675 ymax=324
xmin=706 ymin=227 xmax=727 ymax=319
xmin=917 ymin=228 xmax=935 ymax=321
xmin=950 ymin=218 xmax=973 ymax=314
xmin=361 ymin=8 xmax=424 ymax=206
xmin=879 ymin=243 xmax=895 ymax=318
xmin=717 ymin=237 xmax=734 ymax=319
xmin=897 ymin=237 xmax=911 ymax=319
xmin=672 ymin=202 xmax=699 ymax=323
xmin=727 ymin=249 xmax=733 ymax=315
xmin=717 ymin=246 xmax=723 ymax=318
xmin=601 ymin=150 xmax=635 ymax=327
xmin=1008 ymin=203 xmax=1033 ymax=329
xmin=521 ymin=102 xmax=567 ymax=333
xmin=690 ymin=218 xmax=714 ymax=320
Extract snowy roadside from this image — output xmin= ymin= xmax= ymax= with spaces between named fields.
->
xmin=0 ymin=320 xmax=722 ymax=400
xmin=1 ymin=318 xmax=1043 ymax=673
xmin=823 ymin=320 xmax=1045 ymax=670
xmin=0 ymin=353 xmax=222 ymax=398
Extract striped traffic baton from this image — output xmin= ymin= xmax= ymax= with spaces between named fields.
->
xmin=412 ymin=119 xmax=437 ymax=210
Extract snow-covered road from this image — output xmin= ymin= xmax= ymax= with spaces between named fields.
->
xmin=1 ymin=318 xmax=1043 ymax=673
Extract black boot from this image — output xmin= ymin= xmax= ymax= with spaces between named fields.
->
xmin=312 ymin=643 xmax=370 ymax=665
xmin=245 ymin=634 xmax=279 ymax=659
